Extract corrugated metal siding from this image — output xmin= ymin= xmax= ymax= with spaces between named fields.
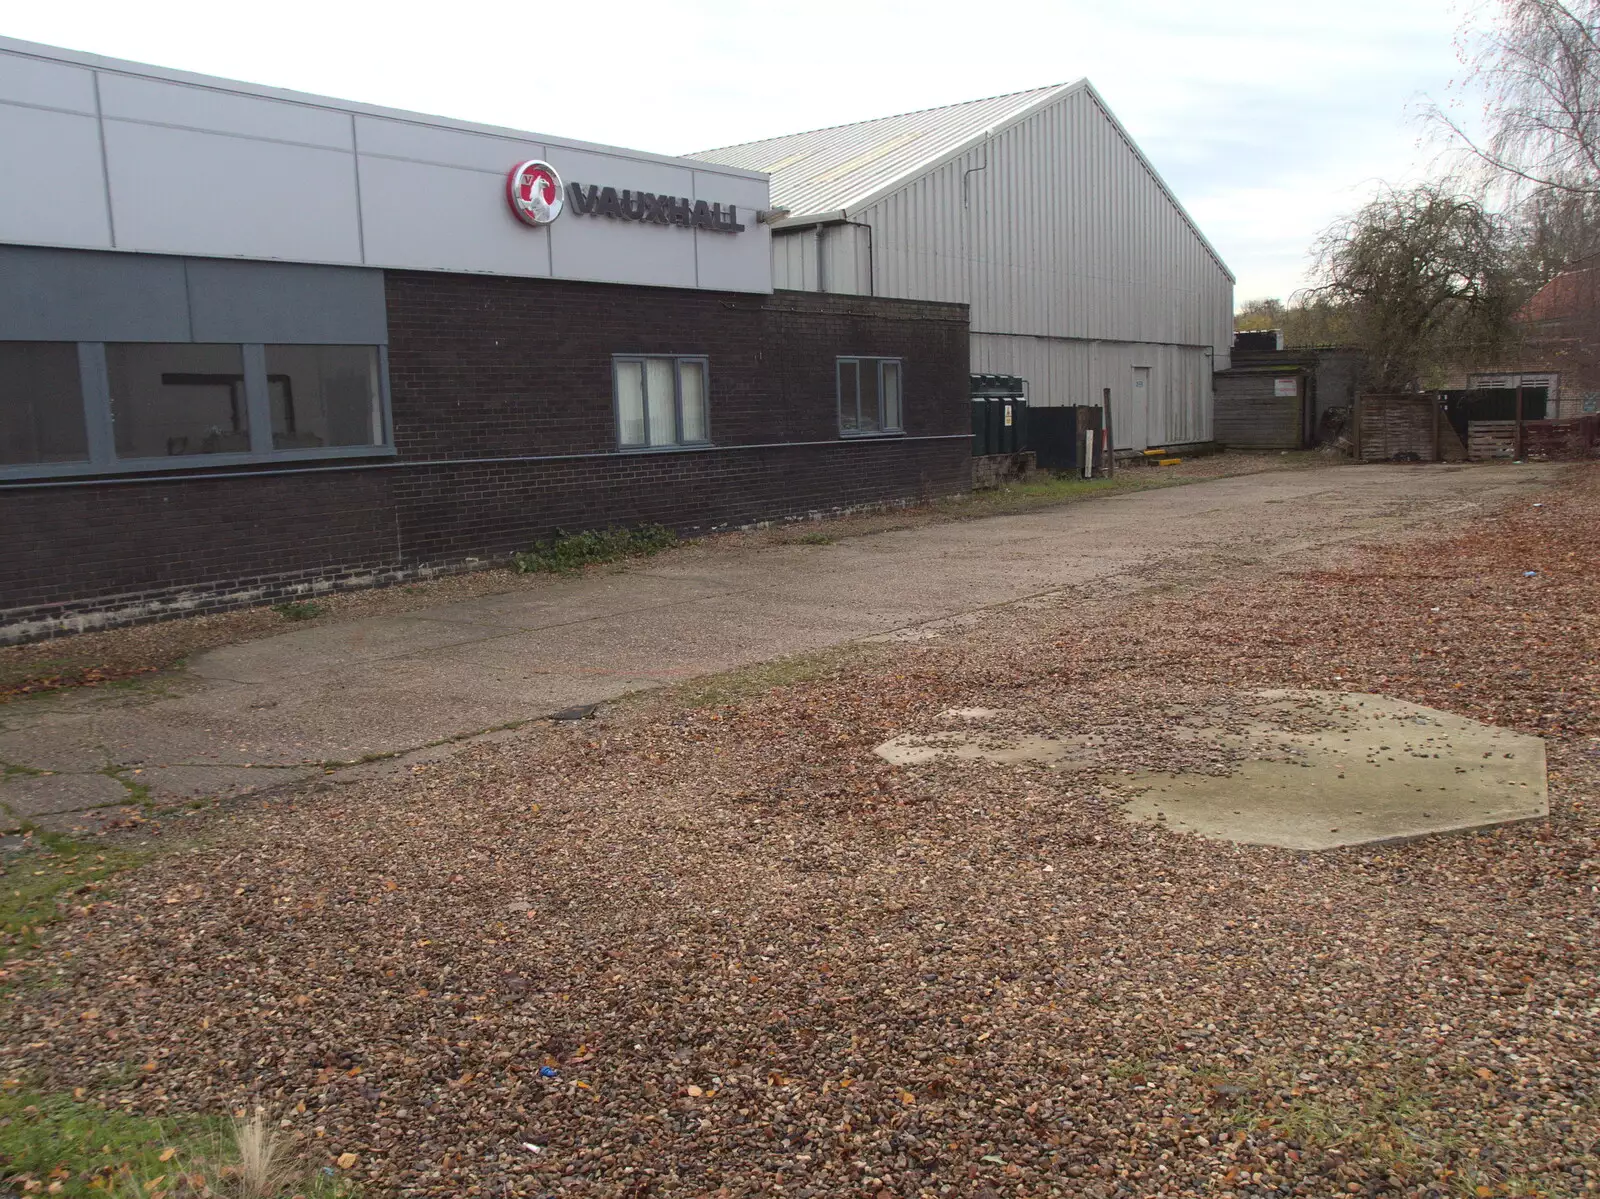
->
xmin=771 ymin=225 xmax=872 ymax=293
xmin=860 ymin=87 xmax=1231 ymax=350
xmin=970 ymin=334 xmax=1213 ymax=450
xmin=690 ymin=85 xmax=1069 ymax=221
xmin=764 ymin=85 xmax=1233 ymax=445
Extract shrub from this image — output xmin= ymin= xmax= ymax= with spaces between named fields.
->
xmin=512 ymin=524 xmax=679 ymax=574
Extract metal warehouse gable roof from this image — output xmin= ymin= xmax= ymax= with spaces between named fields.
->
xmin=690 ymin=83 xmax=1077 ymax=224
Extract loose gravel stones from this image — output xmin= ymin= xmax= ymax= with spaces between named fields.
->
xmin=2 ymin=465 xmax=1598 ymax=1198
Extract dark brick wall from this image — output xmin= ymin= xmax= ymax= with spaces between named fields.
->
xmin=0 ymin=274 xmax=969 ymax=643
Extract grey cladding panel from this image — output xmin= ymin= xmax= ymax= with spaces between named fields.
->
xmin=0 ymin=244 xmax=189 ymax=341
xmin=186 ymin=259 xmax=387 ymax=344
xmin=0 ymin=246 xmax=386 ymax=344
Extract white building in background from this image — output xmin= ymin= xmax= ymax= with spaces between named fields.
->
xmin=692 ymin=82 xmax=1234 ymax=451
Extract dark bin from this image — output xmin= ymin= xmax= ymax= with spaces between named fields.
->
xmin=971 ymin=374 xmax=1028 ymax=457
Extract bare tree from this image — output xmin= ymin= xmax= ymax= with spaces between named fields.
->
xmin=1301 ymin=184 xmax=1519 ymax=390
xmin=1431 ymin=0 xmax=1600 ymax=198
xmin=1235 ymin=296 xmax=1355 ymax=347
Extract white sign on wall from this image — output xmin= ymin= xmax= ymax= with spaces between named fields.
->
xmin=1273 ymin=377 xmax=1298 ymax=397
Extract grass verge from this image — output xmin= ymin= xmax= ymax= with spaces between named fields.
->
xmin=1 ymin=834 xmax=146 ymax=978
xmin=0 ymin=1088 xmax=355 ymax=1197
xmin=512 ymin=523 xmax=679 ymax=574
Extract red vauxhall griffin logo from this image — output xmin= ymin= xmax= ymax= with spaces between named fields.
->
xmin=507 ymin=160 xmax=563 ymax=226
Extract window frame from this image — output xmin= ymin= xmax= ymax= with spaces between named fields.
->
xmin=0 ymin=341 xmax=394 ymax=481
xmin=836 ymin=356 xmax=905 ymax=437
xmin=611 ymin=354 xmax=712 ymax=452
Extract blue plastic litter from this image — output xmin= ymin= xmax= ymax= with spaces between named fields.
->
xmin=1524 ymin=571 xmax=1539 ymax=577
xmin=539 ymin=1065 xmax=559 ymax=1078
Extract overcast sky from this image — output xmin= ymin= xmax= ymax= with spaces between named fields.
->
xmin=4 ymin=0 xmax=1482 ymax=305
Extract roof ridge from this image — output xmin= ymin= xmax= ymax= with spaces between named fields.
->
xmin=692 ymin=82 xmax=1071 ymax=156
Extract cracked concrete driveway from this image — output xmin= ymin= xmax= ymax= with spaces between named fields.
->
xmin=0 ymin=463 xmax=1556 ymax=832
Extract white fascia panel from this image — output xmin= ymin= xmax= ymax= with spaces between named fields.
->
xmin=359 ymin=154 xmax=551 ymax=277
xmin=0 ymin=103 xmax=112 ymax=249
xmin=98 ymin=71 xmax=352 ymax=149
xmin=0 ymin=49 xmax=96 ymax=112
xmin=355 ymin=114 xmax=546 ymax=174
xmin=548 ymin=148 xmax=698 ymax=289
xmin=692 ymin=170 xmax=771 ymax=294
xmin=104 ymin=120 xmax=362 ymax=262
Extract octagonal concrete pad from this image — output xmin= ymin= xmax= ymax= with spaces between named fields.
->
xmin=1125 ymin=691 xmax=1547 ymax=850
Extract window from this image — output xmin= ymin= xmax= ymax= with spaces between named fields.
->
xmin=614 ymin=356 xmax=710 ymax=449
xmin=265 ymin=345 xmax=384 ymax=450
xmin=108 ymin=343 xmax=250 ymax=458
xmin=838 ymin=357 xmax=903 ymax=435
xmin=0 ymin=343 xmax=89 ymax=466
xmin=0 ymin=340 xmax=390 ymax=479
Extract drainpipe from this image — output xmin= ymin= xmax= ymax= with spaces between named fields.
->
xmin=838 ymin=218 xmax=874 ymax=296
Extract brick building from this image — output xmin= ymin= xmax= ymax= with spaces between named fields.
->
xmin=1463 ymin=253 xmax=1600 ymax=418
xmin=0 ymin=39 xmax=970 ymax=643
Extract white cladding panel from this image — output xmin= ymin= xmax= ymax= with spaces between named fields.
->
xmin=97 ymin=72 xmax=354 ymax=148
xmin=549 ymin=149 xmax=698 ymax=288
xmin=0 ymin=106 xmax=110 ymax=248
xmin=691 ymin=171 xmax=772 ymax=293
xmin=0 ymin=51 xmax=94 ymax=110
xmin=0 ymin=39 xmax=771 ymax=292
xmin=104 ymin=120 xmax=364 ymax=262
xmin=358 ymin=154 xmax=551 ymax=276
xmin=859 ymin=87 xmax=1232 ymax=351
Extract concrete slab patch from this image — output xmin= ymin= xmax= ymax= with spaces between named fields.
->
xmin=0 ymin=771 xmax=132 ymax=819
xmin=1123 ymin=690 xmax=1547 ymax=850
xmin=874 ymin=730 xmax=1087 ymax=767
xmin=132 ymin=764 xmax=314 ymax=806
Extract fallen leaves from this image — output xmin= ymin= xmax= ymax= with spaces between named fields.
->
xmin=4 ymin=465 xmax=1600 ymax=1198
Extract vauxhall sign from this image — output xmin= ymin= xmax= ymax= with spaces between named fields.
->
xmin=505 ymin=160 xmax=746 ymax=234
xmin=567 ymin=183 xmax=746 ymax=234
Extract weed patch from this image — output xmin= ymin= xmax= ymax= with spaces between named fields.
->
xmin=0 ymin=1086 xmax=353 ymax=1197
xmin=270 ymin=601 xmax=326 ymax=622
xmin=512 ymin=524 xmax=679 ymax=574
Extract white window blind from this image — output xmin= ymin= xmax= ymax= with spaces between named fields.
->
xmin=614 ymin=355 xmax=711 ymax=450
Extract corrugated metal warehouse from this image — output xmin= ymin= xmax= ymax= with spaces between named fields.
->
xmin=692 ymin=83 xmax=1235 ymax=451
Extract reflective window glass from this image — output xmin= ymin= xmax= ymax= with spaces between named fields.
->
xmin=0 ymin=342 xmax=88 ymax=466
xmin=107 ymin=343 xmax=249 ymax=459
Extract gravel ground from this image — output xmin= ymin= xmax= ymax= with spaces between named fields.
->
xmin=2 ymin=462 xmax=1595 ymax=1199
xmin=0 ymin=451 xmax=1319 ymax=702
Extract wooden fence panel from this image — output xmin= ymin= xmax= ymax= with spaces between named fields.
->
xmin=1468 ymin=416 xmax=1600 ymax=461
xmin=1357 ymin=394 xmax=1439 ymax=462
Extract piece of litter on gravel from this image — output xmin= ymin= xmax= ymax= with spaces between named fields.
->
xmin=523 ymin=1143 xmax=543 ymax=1154
xmin=548 ymin=703 xmax=600 ymax=722
xmin=539 ymin=1065 xmax=559 ymax=1078
xmin=1524 ymin=571 xmax=1539 ymax=577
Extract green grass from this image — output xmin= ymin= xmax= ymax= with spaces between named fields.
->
xmin=0 ymin=1086 xmax=355 ymax=1197
xmin=943 ymin=471 xmax=1183 ymax=516
xmin=271 ymin=600 xmax=326 ymax=622
xmin=1 ymin=834 xmax=146 ymax=973
xmin=792 ymin=530 xmax=837 ymax=546
xmin=512 ymin=523 xmax=679 ymax=574
xmin=1216 ymin=1057 xmax=1555 ymax=1199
